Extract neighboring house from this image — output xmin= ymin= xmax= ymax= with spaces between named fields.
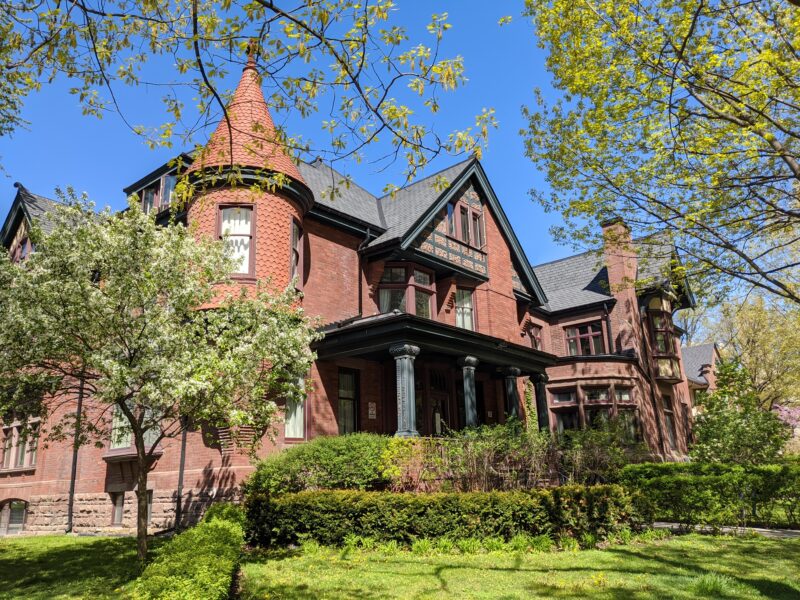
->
xmin=681 ymin=343 xmax=721 ymax=405
xmin=0 ymin=58 xmax=697 ymax=535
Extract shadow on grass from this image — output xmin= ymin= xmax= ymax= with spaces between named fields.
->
xmin=0 ymin=536 xmax=164 ymax=600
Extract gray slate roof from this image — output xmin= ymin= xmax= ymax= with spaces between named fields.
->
xmin=532 ymin=237 xmax=676 ymax=313
xmin=16 ymin=184 xmax=62 ymax=235
xmin=370 ymin=158 xmax=474 ymax=247
xmin=298 ymin=159 xmax=384 ymax=228
xmin=533 ymin=250 xmax=612 ymax=312
xmin=681 ymin=343 xmax=717 ymax=385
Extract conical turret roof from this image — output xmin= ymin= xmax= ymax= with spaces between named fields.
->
xmin=189 ymin=55 xmax=305 ymax=183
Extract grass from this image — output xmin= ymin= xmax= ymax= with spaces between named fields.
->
xmin=0 ymin=535 xmax=163 ymax=600
xmin=239 ymin=534 xmax=800 ymax=599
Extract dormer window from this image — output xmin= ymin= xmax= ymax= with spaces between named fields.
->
xmin=142 ymin=187 xmax=157 ymax=214
xmin=378 ymin=264 xmax=435 ymax=319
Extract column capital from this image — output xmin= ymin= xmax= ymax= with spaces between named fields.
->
xmin=390 ymin=343 xmax=420 ymax=358
xmin=503 ymin=366 xmax=522 ymax=378
xmin=458 ymin=355 xmax=480 ymax=369
xmin=532 ymin=372 xmax=549 ymax=384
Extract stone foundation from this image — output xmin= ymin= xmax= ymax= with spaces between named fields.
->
xmin=7 ymin=488 xmax=237 ymax=536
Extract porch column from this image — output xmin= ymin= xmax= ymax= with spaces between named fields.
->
xmin=532 ymin=372 xmax=550 ymax=431
xmin=390 ymin=344 xmax=420 ymax=437
xmin=458 ymin=356 xmax=480 ymax=427
xmin=503 ymin=367 xmax=522 ymax=419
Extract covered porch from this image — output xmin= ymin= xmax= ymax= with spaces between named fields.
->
xmin=313 ymin=313 xmax=555 ymax=437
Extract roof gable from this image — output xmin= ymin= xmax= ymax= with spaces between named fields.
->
xmin=368 ymin=159 xmax=546 ymax=305
xmin=1 ymin=183 xmax=61 ymax=248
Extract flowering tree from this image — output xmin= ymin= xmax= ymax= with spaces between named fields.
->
xmin=691 ymin=361 xmax=791 ymax=466
xmin=0 ymin=195 xmax=319 ymax=564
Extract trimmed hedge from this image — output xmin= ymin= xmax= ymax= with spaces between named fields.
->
xmin=245 ymin=485 xmax=642 ymax=547
xmin=243 ymin=433 xmax=390 ymax=496
xmin=621 ymin=463 xmax=800 ymax=529
xmin=133 ymin=507 xmax=245 ymax=600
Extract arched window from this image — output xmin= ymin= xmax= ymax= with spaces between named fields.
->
xmin=1 ymin=500 xmax=27 ymax=534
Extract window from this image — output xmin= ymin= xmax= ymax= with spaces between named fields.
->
xmin=471 ymin=212 xmax=484 ymax=248
xmin=110 ymin=406 xmax=132 ymax=450
xmin=455 ymin=288 xmax=475 ymax=330
xmin=161 ymin=175 xmax=177 ymax=208
xmin=459 ymin=206 xmax=471 ymax=244
xmin=565 ymin=323 xmax=604 ymax=356
xmin=618 ymin=408 xmax=642 ymax=443
xmin=378 ymin=264 xmax=435 ymax=318
xmin=584 ymin=388 xmax=609 ymax=403
xmin=663 ymin=395 xmax=677 ymax=450
xmin=552 ymin=389 xmax=577 ymax=403
xmin=528 ymin=325 xmax=543 ymax=350
xmin=110 ymin=404 xmax=160 ymax=450
xmin=615 ymin=388 xmax=632 ymax=403
xmin=7 ymin=501 xmax=26 ymax=534
xmin=290 ymin=220 xmax=302 ymax=284
xmin=338 ymin=369 xmax=359 ymax=435
xmin=142 ymin=187 xmax=157 ymax=214
xmin=285 ymin=379 xmax=305 ymax=439
xmin=220 ymin=206 xmax=254 ymax=275
xmin=147 ymin=490 xmax=153 ymax=525
xmin=1 ymin=424 xmax=37 ymax=470
xmin=447 ymin=201 xmax=485 ymax=249
xmin=556 ymin=409 xmax=580 ymax=434
xmin=585 ymin=407 xmax=610 ymax=428
xmin=1 ymin=429 xmax=12 ymax=469
xmin=111 ymin=493 xmax=125 ymax=526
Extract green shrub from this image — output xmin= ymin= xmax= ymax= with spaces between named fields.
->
xmin=245 ymin=485 xmax=641 ymax=548
xmin=133 ymin=518 xmax=244 ymax=600
xmin=202 ymin=501 xmax=246 ymax=527
xmin=621 ymin=462 xmax=800 ymax=529
xmin=482 ymin=537 xmax=506 ymax=552
xmin=243 ymin=433 xmax=391 ymax=496
xmin=557 ymin=535 xmax=580 ymax=552
xmin=456 ymin=537 xmax=483 ymax=555
xmin=689 ymin=573 xmax=744 ymax=597
xmin=528 ymin=534 xmax=555 ymax=553
xmin=411 ymin=538 xmax=434 ymax=556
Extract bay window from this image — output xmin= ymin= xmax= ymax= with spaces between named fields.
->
xmin=555 ymin=409 xmax=580 ymax=433
xmin=219 ymin=206 xmax=254 ymax=276
xmin=552 ymin=389 xmax=577 ymax=403
xmin=378 ymin=264 xmax=435 ymax=319
xmin=455 ymin=288 xmax=475 ymax=330
xmin=565 ymin=323 xmax=604 ymax=356
xmin=618 ymin=407 xmax=642 ymax=443
xmin=649 ymin=297 xmax=681 ymax=380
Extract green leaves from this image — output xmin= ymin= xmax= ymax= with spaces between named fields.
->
xmin=0 ymin=193 xmax=319 ymax=456
xmin=523 ymin=0 xmax=800 ymax=304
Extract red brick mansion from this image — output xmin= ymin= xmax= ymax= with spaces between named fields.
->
xmin=0 ymin=60 xmax=696 ymax=535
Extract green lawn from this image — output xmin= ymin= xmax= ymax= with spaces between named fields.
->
xmin=0 ymin=535 xmax=160 ymax=600
xmin=239 ymin=534 xmax=800 ymax=599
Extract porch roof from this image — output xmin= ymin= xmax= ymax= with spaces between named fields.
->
xmin=314 ymin=312 xmax=556 ymax=375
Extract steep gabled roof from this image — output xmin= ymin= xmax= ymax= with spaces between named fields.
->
xmin=188 ymin=55 xmax=305 ymax=184
xmin=681 ymin=343 xmax=718 ymax=386
xmin=366 ymin=158 xmax=547 ymax=305
xmin=1 ymin=183 xmax=62 ymax=247
xmin=298 ymin=159 xmax=384 ymax=229
xmin=532 ymin=236 xmax=686 ymax=314
xmin=370 ymin=158 xmax=473 ymax=247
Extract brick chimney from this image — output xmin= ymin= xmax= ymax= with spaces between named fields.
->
xmin=601 ymin=217 xmax=639 ymax=353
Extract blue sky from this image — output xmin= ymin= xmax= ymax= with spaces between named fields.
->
xmin=0 ymin=1 xmax=574 ymax=266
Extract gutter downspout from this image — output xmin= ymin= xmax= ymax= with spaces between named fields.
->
xmin=66 ymin=374 xmax=85 ymax=533
xmin=174 ymin=416 xmax=188 ymax=531
xmin=357 ymin=228 xmax=371 ymax=318
xmin=603 ymin=302 xmax=614 ymax=354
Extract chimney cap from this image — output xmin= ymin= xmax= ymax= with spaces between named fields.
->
xmin=600 ymin=216 xmax=630 ymax=230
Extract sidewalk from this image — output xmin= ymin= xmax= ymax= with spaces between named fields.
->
xmin=654 ymin=521 xmax=800 ymax=540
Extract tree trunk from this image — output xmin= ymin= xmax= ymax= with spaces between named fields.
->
xmin=135 ymin=457 xmax=149 ymax=568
